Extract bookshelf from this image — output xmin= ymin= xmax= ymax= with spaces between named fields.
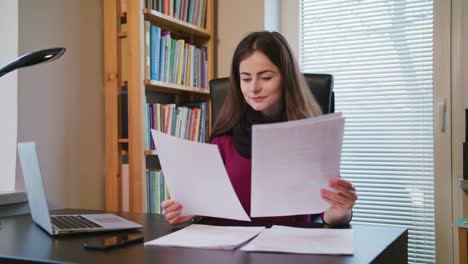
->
xmin=104 ymin=0 xmax=215 ymax=213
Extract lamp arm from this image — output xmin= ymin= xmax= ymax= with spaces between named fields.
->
xmin=0 ymin=47 xmax=66 ymax=78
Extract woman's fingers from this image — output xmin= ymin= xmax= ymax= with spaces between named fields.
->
xmin=328 ymin=178 xmax=358 ymax=202
xmin=164 ymin=202 xmax=182 ymax=213
xmin=165 ymin=208 xmax=190 ymax=225
xmin=321 ymin=188 xmax=355 ymax=211
xmin=168 ymin=216 xmax=182 ymax=225
xmin=329 ymin=178 xmax=354 ymax=192
xmin=161 ymin=199 xmax=182 ymax=215
xmin=321 ymin=189 xmax=344 ymax=205
xmin=161 ymin=199 xmax=182 ymax=223
xmin=161 ymin=199 xmax=175 ymax=209
xmin=334 ymin=185 xmax=358 ymax=201
xmin=331 ymin=178 xmax=353 ymax=189
xmin=165 ymin=209 xmax=182 ymax=221
xmin=161 ymin=199 xmax=195 ymax=225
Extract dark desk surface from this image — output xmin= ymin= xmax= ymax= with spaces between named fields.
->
xmin=0 ymin=209 xmax=407 ymax=264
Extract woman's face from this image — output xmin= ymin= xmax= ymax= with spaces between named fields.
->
xmin=239 ymin=51 xmax=283 ymax=119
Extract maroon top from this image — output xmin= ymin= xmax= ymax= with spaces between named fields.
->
xmin=209 ymin=134 xmax=322 ymax=226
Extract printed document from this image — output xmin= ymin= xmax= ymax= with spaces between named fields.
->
xmin=152 ymin=130 xmax=250 ymax=221
xmin=144 ymin=224 xmax=265 ymax=249
xmin=251 ymin=113 xmax=345 ymax=217
xmin=241 ymin=225 xmax=353 ymax=255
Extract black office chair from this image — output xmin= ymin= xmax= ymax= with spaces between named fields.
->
xmin=209 ymin=73 xmax=335 ymax=127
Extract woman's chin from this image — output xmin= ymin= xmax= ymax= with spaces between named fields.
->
xmin=249 ymin=103 xmax=266 ymax=112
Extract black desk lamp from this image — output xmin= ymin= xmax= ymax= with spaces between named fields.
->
xmin=0 ymin=47 xmax=66 ymax=78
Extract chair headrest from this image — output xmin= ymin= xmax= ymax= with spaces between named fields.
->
xmin=303 ymin=73 xmax=334 ymax=114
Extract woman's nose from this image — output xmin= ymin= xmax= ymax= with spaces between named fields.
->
xmin=251 ymin=79 xmax=261 ymax=93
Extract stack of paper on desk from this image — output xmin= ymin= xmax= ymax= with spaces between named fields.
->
xmin=144 ymin=224 xmax=265 ymax=249
xmin=240 ymin=225 xmax=354 ymax=255
xmin=145 ymin=224 xmax=354 ymax=255
xmin=251 ymin=113 xmax=344 ymax=217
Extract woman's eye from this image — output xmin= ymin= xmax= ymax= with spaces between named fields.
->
xmin=242 ymin=78 xmax=252 ymax=82
xmin=262 ymin=77 xmax=272 ymax=81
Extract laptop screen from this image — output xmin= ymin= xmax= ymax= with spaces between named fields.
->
xmin=18 ymin=142 xmax=54 ymax=234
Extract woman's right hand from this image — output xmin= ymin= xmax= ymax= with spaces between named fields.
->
xmin=161 ymin=199 xmax=194 ymax=225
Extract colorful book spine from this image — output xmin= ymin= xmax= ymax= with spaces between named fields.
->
xmin=172 ymin=41 xmax=180 ymax=83
xmin=150 ymin=25 xmax=161 ymax=81
xmin=176 ymin=39 xmax=185 ymax=84
xmin=159 ymin=32 xmax=167 ymax=82
xmin=161 ymin=31 xmax=171 ymax=82
xmin=168 ymin=38 xmax=176 ymax=83
xmin=159 ymin=171 xmax=164 ymax=213
xmin=144 ymin=21 xmax=151 ymax=80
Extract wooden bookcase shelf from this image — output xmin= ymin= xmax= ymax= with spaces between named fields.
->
xmin=104 ymin=0 xmax=216 ymax=213
xmin=121 ymin=150 xmax=158 ymax=156
xmin=144 ymin=80 xmax=210 ymax=95
xmin=143 ymin=8 xmax=211 ymax=38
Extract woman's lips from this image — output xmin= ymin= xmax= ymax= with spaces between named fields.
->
xmin=252 ymin=96 xmax=266 ymax=102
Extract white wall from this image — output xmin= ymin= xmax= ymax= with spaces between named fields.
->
xmin=0 ymin=1 xmax=18 ymax=191
xmin=216 ymin=0 xmax=265 ymax=77
xmin=216 ymin=0 xmax=302 ymax=78
xmin=16 ymin=0 xmax=104 ymax=210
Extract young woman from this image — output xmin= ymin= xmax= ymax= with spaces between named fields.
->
xmin=162 ymin=31 xmax=357 ymax=226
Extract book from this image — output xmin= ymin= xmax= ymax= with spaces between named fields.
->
xmin=159 ymin=31 xmax=169 ymax=82
xmin=144 ymin=21 xmax=151 ymax=80
xmin=150 ymin=25 xmax=161 ymax=81
xmin=176 ymin=39 xmax=185 ymax=84
xmin=184 ymin=101 xmax=207 ymax=142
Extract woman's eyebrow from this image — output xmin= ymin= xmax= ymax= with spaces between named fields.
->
xmin=240 ymin=70 xmax=274 ymax=76
xmin=256 ymin=70 xmax=274 ymax=75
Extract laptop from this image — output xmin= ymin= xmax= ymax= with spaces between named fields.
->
xmin=17 ymin=141 xmax=143 ymax=236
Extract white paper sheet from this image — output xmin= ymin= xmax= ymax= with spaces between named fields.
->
xmin=144 ymin=224 xmax=265 ymax=249
xmin=152 ymin=130 xmax=250 ymax=221
xmin=251 ymin=113 xmax=345 ymax=217
xmin=241 ymin=225 xmax=353 ymax=255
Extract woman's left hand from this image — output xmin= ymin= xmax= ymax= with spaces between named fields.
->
xmin=320 ymin=177 xmax=358 ymax=224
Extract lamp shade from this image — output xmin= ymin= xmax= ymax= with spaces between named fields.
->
xmin=0 ymin=47 xmax=66 ymax=78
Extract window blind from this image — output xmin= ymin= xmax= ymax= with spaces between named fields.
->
xmin=299 ymin=1 xmax=435 ymax=263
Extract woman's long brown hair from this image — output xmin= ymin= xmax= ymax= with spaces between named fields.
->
xmin=210 ymin=31 xmax=322 ymax=140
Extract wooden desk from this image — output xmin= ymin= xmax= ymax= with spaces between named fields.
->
xmin=0 ymin=209 xmax=407 ymax=264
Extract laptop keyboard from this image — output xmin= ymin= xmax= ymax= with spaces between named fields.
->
xmin=51 ymin=215 xmax=103 ymax=230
